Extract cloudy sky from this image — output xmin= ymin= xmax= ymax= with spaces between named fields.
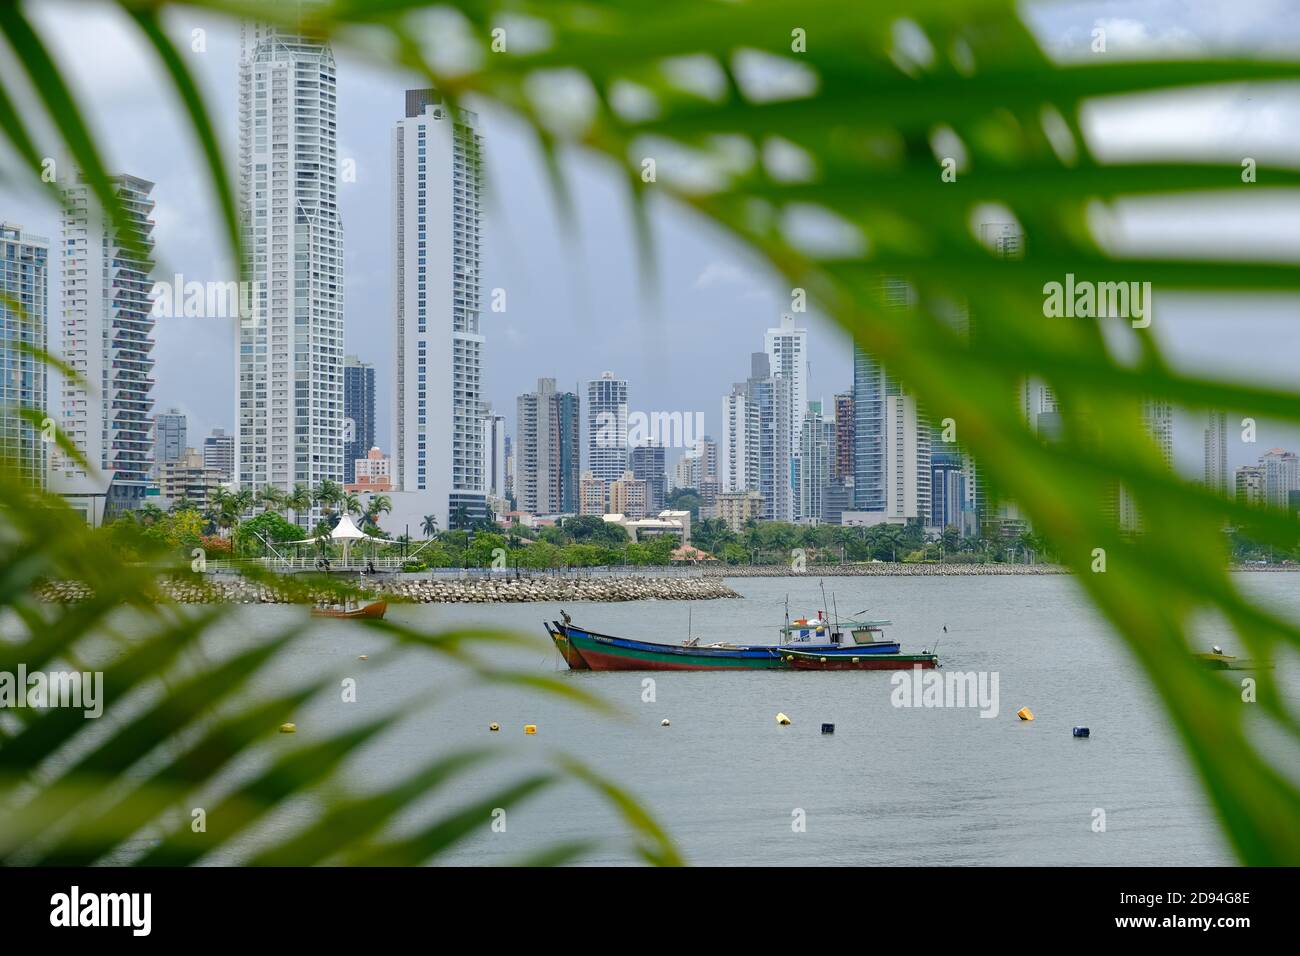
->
xmin=2 ymin=0 xmax=1298 ymax=478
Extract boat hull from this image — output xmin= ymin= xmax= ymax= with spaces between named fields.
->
xmin=311 ymin=600 xmax=387 ymax=620
xmin=556 ymin=624 xmax=924 ymax=672
xmin=546 ymin=621 xmax=591 ymax=670
xmin=781 ymin=649 xmax=938 ymax=671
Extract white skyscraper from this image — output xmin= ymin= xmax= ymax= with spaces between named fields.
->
xmin=53 ymin=174 xmax=156 ymax=523
xmin=392 ymin=89 xmax=486 ymax=530
xmin=587 ymin=371 xmax=629 ymax=481
xmin=1 ymin=223 xmax=49 ymax=492
xmin=884 ymin=392 xmax=931 ymax=522
xmin=481 ymin=406 xmax=507 ymax=502
xmin=237 ymin=23 xmax=343 ymax=515
xmin=721 ymin=383 xmax=751 ymax=494
xmin=764 ymin=312 xmax=808 ymax=508
xmin=1204 ymin=411 xmax=1229 ymax=495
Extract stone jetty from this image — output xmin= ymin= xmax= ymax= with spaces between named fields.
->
xmin=37 ymin=574 xmax=740 ymax=606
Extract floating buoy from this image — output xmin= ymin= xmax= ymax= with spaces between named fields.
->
xmin=660 ymin=718 xmax=670 ymax=727
xmin=1073 ymin=726 xmax=1090 ymax=738
xmin=488 ymin=722 xmax=500 ymax=732
xmin=524 ymin=724 xmax=537 ymax=735
xmin=821 ymin=723 xmax=835 ymax=735
xmin=357 ymin=655 xmax=368 ymax=661
xmin=278 ymin=722 xmax=296 ymax=734
xmin=1017 ymin=707 xmax=1034 ymax=721
xmin=776 ymin=712 xmax=791 ymax=725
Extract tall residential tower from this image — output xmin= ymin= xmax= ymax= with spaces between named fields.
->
xmin=392 ymin=89 xmax=486 ymax=530
xmin=237 ymin=23 xmax=343 ymax=514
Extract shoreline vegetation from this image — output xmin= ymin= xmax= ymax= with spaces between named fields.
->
xmin=33 ymin=562 xmax=1293 ymax=606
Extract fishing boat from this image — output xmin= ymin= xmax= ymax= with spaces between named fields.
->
xmin=546 ymin=613 xmax=925 ymax=672
xmin=310 ymin=599 xmax=387 ymax=620
xmin=1194 ymin=646 xmax=1270 ymax=671
xmin=546 ymin=616 xmax=590 ymax=670
xmin=781 ymin=647 xmax=938 ymax=671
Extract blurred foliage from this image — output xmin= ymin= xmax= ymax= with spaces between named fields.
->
xmin=0 ymin=0 xmax=1298 ymax=863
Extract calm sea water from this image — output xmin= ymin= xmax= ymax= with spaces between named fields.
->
xmin=141 ymin=574 xmax=1300 ymax=865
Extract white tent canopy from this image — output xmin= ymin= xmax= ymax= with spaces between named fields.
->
xmin=286 ymin=513 xmax=393 ymax=565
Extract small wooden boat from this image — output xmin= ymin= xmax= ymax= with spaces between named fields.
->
xmin=310 ymin=599 xmax=387 ymax=620
xmin=1194 ymin=647 xmax=1271 ymax=671
xmin=781 ymin=648 xmax=938 ymax=671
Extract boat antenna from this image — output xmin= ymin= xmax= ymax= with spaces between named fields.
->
xmin=832 ymin=591 xmax=841 ymax=632
xmin=687 ymin=604 xmax=693 ymax=645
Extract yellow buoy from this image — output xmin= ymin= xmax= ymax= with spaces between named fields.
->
xmin=776 ymin=712 xmax=791 ymax=725
xmin=488 ymin=722 xmax=500 ymax=732
xmin=357 ymin=654 xmax=368 ymax=661
xmin=1017 ymin=707 xmax=1035 ymax=721
xmin=524 ymin=724 xmax=537 ymax=735
xmin=279 ymin=722 xmax=297 ymax=734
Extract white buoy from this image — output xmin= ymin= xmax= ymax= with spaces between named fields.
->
xmin=661 ymin=718 xmax=670 ymax=727
xmin=776 ymin=712 xmax=791 ymax=725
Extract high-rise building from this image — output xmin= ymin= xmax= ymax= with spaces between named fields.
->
xmin=721 ymin=382 xmax=752 ymax=494
xmin=764 ymin=313 xmax=808 ymax=495
xmin=1258 ymin=448 xmax=1298 ymax=510
xmin=516 ymin=378 xmax=579 ymax=515
xmin=749 ymin=353 xmax=793 ymax=521
xmin=797 ymin=404 xmax=836 ymax=523
xmin=884 ymin=392 xmax=931 ymax=522
xmin=1119 ymin=398 xmax=1175 ymax=531
xmin=153 ymin=408 xmax=187 ymax=477
xmin=55 ymin=174 xmax=157 ymax=521
xmin=578 ymin=470 xmax=608 ymax=516
xmin=481 ymin=407 xmax=507 ymax=503
xmin=630 ymin=441 xmax=667 ymax=514
xmin=609 ymin=470 xmax=648 ymax=519
xmin=1204 ymin=411 xmax=1229 ymax=495
xmin=392 ymin=89 xmax=485 ymax=530
xmin=587 ymin=371 xmax=628 ymax=482
xmin=343 ymin=356 xmax=375 ymax=484
xmin=833 ymin=392 xmax=854 ymax=480
xmin=159 ymin=448 xmax=224 ymax=510
xmin=0 ymin=223 xmax=49 ymax=491
xmin=203 ymin=428 xmax=235 ymax=482
xmin=721 ymin=354 xmax=791 ymax=520
xmin=930 ymin=449 xmax=966 ymax=531
xmin=238 ymin=24 xmax=343 ymax=514
xmin=1235 ymin=464 xmax=1265 ymax=507
xmin=852 ymin=347 xmax=890 ymax=511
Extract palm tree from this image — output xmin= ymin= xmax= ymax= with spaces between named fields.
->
xmin=421 ymin=514 xmax=438 ymax=539
xmin=313 ymin=479 xmax=342 ymax=518
xmin=340 ymin=491 xmax=362 ymax=517
xmin=257 ymin=485 xmax=285 ymax=513
xmin=363 ymin=494 xmax=392 ymax=530
xmin=286 ymin=483 xmax=312 ymax=526
xmin=170 ymin=496 xmax=197 ymax=514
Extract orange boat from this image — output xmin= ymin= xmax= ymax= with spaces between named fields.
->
xmin=310 ymin=599 xmax=387 ymax=620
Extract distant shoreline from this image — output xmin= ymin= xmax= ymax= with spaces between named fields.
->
xmin=706 ymin=563 xmax=1297 ymax=577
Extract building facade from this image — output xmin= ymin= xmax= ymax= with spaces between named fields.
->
xmin=153 ymin=408 xmax=187 ymax=478
xmin=203 ymin=428 xmax=235 ymax=482
xmin=587 ymin=371 xmax=628 ymax=482
xmin=237 ymin=24 xmax=344 ymax=514
xmin=516 ymin=378 xmax=579 ymax=515
xmin=343 ymin=355 xmax=375 ymax=484
xmin=629 ymin=442 xmax=667 ymax=514
xmin=392 ymin=88 xmax=486 ymax=530
xmin=0 ymin=223 xmax=49 ymax=491
xmin=55 ymin=174 xmax=157 ymax=522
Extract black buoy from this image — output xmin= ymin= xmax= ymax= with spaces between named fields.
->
xmin=821 ymin=723 xmax=835 ymax=735
xmin=1073 ymin=726 xmax=1090 ymax=738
